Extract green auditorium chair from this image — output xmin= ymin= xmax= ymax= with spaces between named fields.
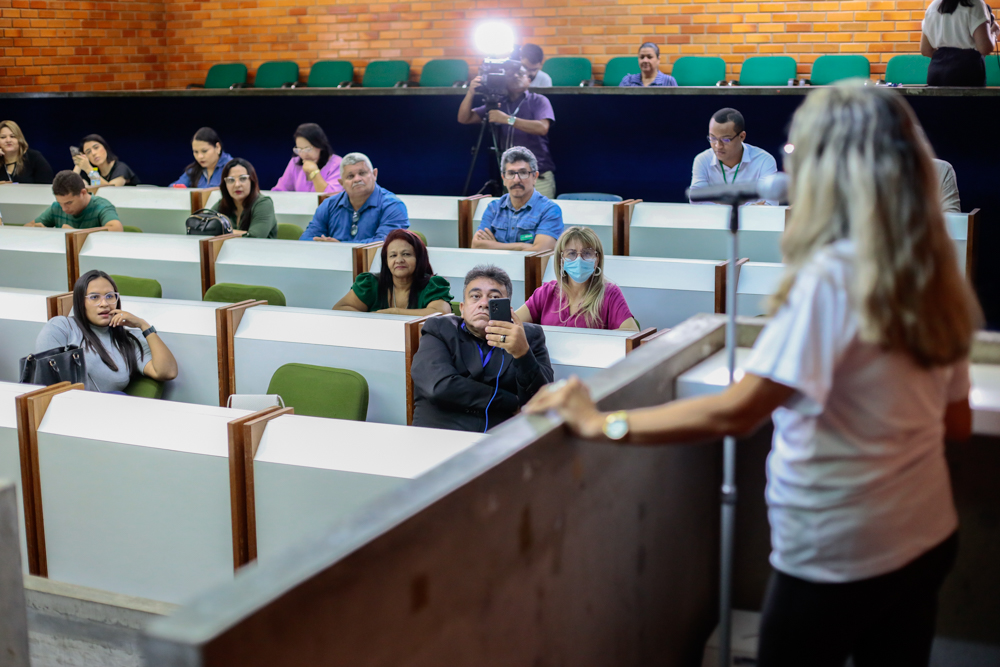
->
xmin=988 ymin=56 xmax=1000 ymax=86
xmin=557 ymin=193 xmax=623 ymax=202
xmin=267 ymin=363 xmax=369 ymax=421
xmin=254 ymin=60 xmax=300 ymax=88
xmin=111 ymin=275 xmax=162 ymax=299
xmin=362 ymin=60 xmax=411 ymax=87
xmin=124 ymin=375 xmax=164 ymax=400
xmin=671 ymin=57 xmax=727 ymax=86
xmin=304 ymin=60 xmax=355 ymax=88
xmin=884 ymin=54 xmax=930 ymax=85
xmin=739 ymin=56 xmax=797 ymax=86
xmin=603 ymin=57 xmax=640 ymax=86
xmin=542 ymin=57 xmax=593 ymax=86
xmin=412 ymin=230 xmax=428 ymax=247
xmin=810 ymin=55 xmax=871 ymax=85
xmin=419 ymin=59 xmax=470 ymax=87
xmin=277 ymin=223 xmax=304 ymax=240
xmin=451 ymin=301 xmax=462 ymax=316
xmin=203 ymin=283 xmax=287 ymax=306
xmin=123 ymin=225 xmax=143 ymax=233
xmin=187 ymin=63 xmax=248 ymax=90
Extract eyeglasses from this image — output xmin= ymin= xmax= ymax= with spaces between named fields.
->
xmin=562 ymin=249 xmax=598 ymax=262
xmin=292 ymin=147 xmax=316 ymax=155
xmin=503 ymin=169 xmax=534 ymax=180
xmin=224 ymin=175 xmax=251 ymax=185
xmin=707 ymin=135 xmax=738 ymax=145
xmin=85 ymin=292 xmax=119 ymax=304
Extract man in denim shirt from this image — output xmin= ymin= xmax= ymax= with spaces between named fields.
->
xmin=472 ymin=147 xmax=563 ymax=252
xmin=299 ymin=152 xmax=409 ymax=242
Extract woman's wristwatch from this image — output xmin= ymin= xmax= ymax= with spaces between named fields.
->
xmin=142 ymin=325 xmax=157 ymax=338
xmin=602 ymin=410 xmax=630 ymax=440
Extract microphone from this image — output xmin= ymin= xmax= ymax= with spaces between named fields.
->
xmin=686 ymin=172 xmax=789 ymax=204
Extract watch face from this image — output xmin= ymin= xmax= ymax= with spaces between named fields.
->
xmin=605 ymin=417 xmax=628 ymax=440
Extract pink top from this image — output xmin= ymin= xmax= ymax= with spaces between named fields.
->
xmin=271 ymin=155 xmax=344 ymax=194
xmin=525 ymin=280 xmax=634 ymax=329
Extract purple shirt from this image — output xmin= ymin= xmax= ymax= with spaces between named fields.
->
xmin=525 ymin=280 xmax=633 ymax=329
xmin=271 ymin=155 xmax=344 ymax=194
xmin=473 ymin=91 xmax=556 ymax=173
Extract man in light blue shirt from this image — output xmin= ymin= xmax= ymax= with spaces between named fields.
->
xmin=473 ymin=146 xmax=563 ymax=252
xmin=300 ymin=152 xmax=409 ymax=243
xmin=690 ymin=107 xmax=779 ymax=206
xmin=519 ymin=43 xmax=553 ymax=87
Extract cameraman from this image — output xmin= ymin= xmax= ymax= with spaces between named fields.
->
xmin=457 ymin=63 xmax=557 ymax=198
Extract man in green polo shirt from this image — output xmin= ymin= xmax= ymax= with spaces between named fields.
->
xmin=25 ymin=170 xmax=123 ymax=231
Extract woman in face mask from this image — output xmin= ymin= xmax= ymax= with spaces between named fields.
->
xmin=515 ymin=226 xmax=639 ymax=331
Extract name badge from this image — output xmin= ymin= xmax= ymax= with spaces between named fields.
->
xmin=518 ymin=232 xmax=535 ymax=243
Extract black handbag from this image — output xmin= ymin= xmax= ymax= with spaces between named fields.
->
xmin=185 ymin=208 xmax=233 ymax=236
xmin=18 ymin=346 xmax=87 ymax=386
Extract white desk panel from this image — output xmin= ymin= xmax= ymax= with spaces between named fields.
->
xmin=205 ymin=190 xmax=319 ymax=227
xmin=736 ymin=262 xmax=784 ymax=317
xmin=215 ymin=238 xmax=363 ymax=310
xmin=552 ymin=199 xmax=617 ymax=252
xmin=0 ymin=380 xmax=41 ymax=570
xmin=233 ymin=307 xmax=419 ymax=425
xmin=944 ymin=212 xmax=970 ymax=276
xmin=970 ymin=364 xmax=1000 ymax=436
xmin=78 ymin=233 xmax=204 ymax=301
xmin=97 ymin=187 xmax=193 ymax=235
xmin=0 ymin=226 xmax=71 ymax=291
xmin=675 ymin=348 xmax=752 ymax=400
xmin=0 ymin=183 xmax=56 ymax=226
xmin=0 ymin=288 xmax=61 ymax=383
xmin=542 ymin=325 xmax=634 ymax=381
xmin=252 ymin=414 xmax=481 ymax=562
xmin=396 ymin=195 xmax=463 ymax=248
xmin=37 ymin=391 xmax=250 ymax=603
xmin=628 ymin=203 xmax=786 ymax=262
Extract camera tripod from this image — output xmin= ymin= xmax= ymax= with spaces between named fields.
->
xmin=462 ymin=99 xmax=506 ymax=197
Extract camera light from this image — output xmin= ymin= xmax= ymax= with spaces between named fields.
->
xmin=474 ymin=21 xmax=515 ymax=57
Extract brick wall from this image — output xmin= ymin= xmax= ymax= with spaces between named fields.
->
xmin=0 ymin=0 xmax=982 ymax=92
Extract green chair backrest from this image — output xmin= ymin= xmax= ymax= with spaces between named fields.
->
xmin=203 ymin=63 xmax=248 ymax=89
xmin=451 ymin=301 xmax=461 ymax=316
xmin=307 ymin=60 xmax=355 ymax=87
xmin=810 ymin=55 xmax=871 ymax=85
xmin=420 ymin=59 xmax=469 ymax=86
xmin=277 ymin=223 xmax=304 ymax=240
xmin=254 ymin=60 xmax=299 ymax=88
xmin=204 ymin=282 xmax=286 ymax=306
xmin=362 ymin=60 xmax=410 ymax=87
xmin=603 ymin=56 xmax=641 ymax=86
xmin=123 ymin=225 xmax=143 ymax=233
xmin=542 ymin=57 xmax=592 ymax=86
xmin=739 ymin=56 xmax=797 ymax=86
xmin=671 ymin=56 xmax=727 ymax=86
xmin=111 ymin=274 xmax=162 ymax=299
xmin=988 ymin=56 xmax=1000 ymax=86
xmin=267 ymin=363 xmax=369 ymax=421
xmin=884 ymin=54 xmax=931 ymax=85
xmin=124 ymin=375 xmax=164 ymax=400
xmin=411 ymin=230 xmax=428 ymax=247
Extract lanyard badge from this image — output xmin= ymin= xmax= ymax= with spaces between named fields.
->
xmin=351 ymin=210 xmax=360 ymax=238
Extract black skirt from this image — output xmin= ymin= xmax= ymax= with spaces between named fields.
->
xmin=927 ymin=46 xmax=986 ymax=86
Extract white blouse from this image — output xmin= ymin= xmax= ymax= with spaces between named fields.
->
xmin=922 ymin=0 xmax=991 ymax=50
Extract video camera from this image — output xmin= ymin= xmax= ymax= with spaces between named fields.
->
xmin=477 ymin=58 xmax=520 ymax=104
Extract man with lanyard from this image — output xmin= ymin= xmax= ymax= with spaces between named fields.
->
xmin=689 ymin=107 xmax=778 ymax=206
xmin=457 ymin=63 xmax=558 ymax=198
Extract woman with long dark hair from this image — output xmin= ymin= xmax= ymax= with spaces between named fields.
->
xmin=72 ymin=134 xmax=139 ymax=186
xmin=526 ymin=83 xmax=981 ymax=666
xmin=921 ymin=0 xmax=998 ymax=86
xmin=210 ymin=158 xmax=277 ymax=239
xmin=34 ymin=270 xmax=178 ymax=393
xmin=333 ymin=229 xmax=452 ymax=315
xmin=271 ymin=123 xmax=343 ymax=194
xmin=170 ymin=127 xmax=233 ymax=188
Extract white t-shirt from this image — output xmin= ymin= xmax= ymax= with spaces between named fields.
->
xmin=922 ymin=0 xmax=991 ymax=50
xmin=744 ymin=239 xmax=967 ymax=583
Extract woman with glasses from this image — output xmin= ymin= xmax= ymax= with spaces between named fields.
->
xmin=72 ymin=134 xmax=139 ymax=187
xmin=271 ymin=123 xmax=343 ymax=194
xmin=688 ymin=107 xmax=777 ymax=205
xmin=0 ymin=120 xmax=54 ymax=184
xmin=210 ymin=158 xmax=277 ymax=239
xmin=170 ymin=127 xmax=233 ymax=189
xmin=34 ymin=270 xmax=178 ymax=393
xmin=515 ymin=226 xmax=638 ymax=331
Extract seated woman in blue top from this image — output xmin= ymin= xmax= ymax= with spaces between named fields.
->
xmin=619 ymin=43 xmax=678 ymax=87
xmin=272 ymin=123 xmax=344 ymax=194
xmin=210 ymin=158 xmax=277 ymax=239
xmin=170 ymin=127 xmax=233 ymax=189
xmin=333 ymin=229 xmax=453 ymax=316
xmin=35 ymin=270 xmax=178 ymax=393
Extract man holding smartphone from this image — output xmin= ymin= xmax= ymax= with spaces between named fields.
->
xmin=411 ymin=265 xmax=554 ymax=432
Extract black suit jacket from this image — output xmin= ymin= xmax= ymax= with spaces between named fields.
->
xmin=412 ymin=315 xmax=554 ymax=432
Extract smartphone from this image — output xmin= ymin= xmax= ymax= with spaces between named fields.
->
xmin=69 ymin=146 xmax=81 ymax=157
xmin=488 ymin=297 xmax=512 ymax=323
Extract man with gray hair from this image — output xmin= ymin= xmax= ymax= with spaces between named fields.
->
xmin=299 ymin=152 xmax=409 ymax=242
xmin=471 ymin=146 xmax=563 ymax=252
xmin=411 ymin=264 xmax=553 ymax=431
